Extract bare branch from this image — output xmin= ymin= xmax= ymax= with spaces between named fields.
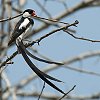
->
xmin=58 ymin=85 xmax=76 ymax=100
xmin=15 ymin=90 xmax=100 ymax=99
xmin=38 ymin=82 xmax=45 ymax=100
xmin=27 ymin=0 xmax=99 ymax=38
xmin=29 ymin=20 xmax=79 ymax=46
xmin=0 ymin=13 xmax=22 ymax=22
xmin=65 ymin=30 xmax=100 ymax=42
xmin=64 ymin=65 xmax=100 ymax=77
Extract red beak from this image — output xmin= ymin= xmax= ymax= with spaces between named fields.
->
xmin=32 ymin=12 xmax=37 ymax=17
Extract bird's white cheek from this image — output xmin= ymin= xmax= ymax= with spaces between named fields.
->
xmin=23 ymin=12 xmax=30 ymax=17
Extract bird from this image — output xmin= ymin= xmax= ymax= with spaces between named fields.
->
xmin=8 ymin=9 xmax=37 ymax=46
xmin=8 ymin=9 xmax=65 ymax=94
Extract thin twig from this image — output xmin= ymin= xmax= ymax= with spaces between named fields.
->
xmin=38 ymin=82 xmax=45 ymax=100
xmin=35 ymin=16 xmax=69 ymax=25
xmin=27 ymin=0 xmax=97 ymax=38
xmin=0 ymin=51 xmax=18 ymax=69
xmin=29 ymin=20 xmax=79 ymax=46
xmin=65 ymin=30 xmax=100 ymax=42
xmin=0 ymin=13 xmax=22 ymax=22
xmin=65 ymin=65 xmax=100 ymax=77
xmin=58 ymin=85 xmax=76 ymax=100
xmin=14 ymin=90 xmax=100 ymax=99
xmin=0 ymin=12 xmax=68 ymax=25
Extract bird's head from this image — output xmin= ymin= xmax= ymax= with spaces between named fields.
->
xmin=22 ymin=9 xmax=37 ymax=18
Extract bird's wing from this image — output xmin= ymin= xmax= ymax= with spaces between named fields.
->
xmin=8 ymin=18 xmax=26 ymax=46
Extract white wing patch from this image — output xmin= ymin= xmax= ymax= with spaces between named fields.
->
xmin=19 ymin=18 xmax=30 ymax=29
xmin=19 ymin=25 xmax=33 ymax=39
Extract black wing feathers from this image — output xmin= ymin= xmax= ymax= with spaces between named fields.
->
xmin=8 ymin=17 xmax=34 ymax=46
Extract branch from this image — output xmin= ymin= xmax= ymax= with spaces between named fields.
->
xmin=35 ymin=16 xmax=69 ymax=25
xmin=64 ymin=65 xmax=100 ymax=77
xmin=58 ymin=85 xmax=76 ymax=100
xmin=65 ymin=30 xmax=100 ymax=42
xmin=27 ymin=0 xmax=98 ymax=38
xmin=0 ymin=13 xmax=22 ymax=22
xmin=15 ymin=90 xmax=100 ymax=99
xmin=0 ymin=51 xmax=18 ymax=69
xmin=29 ymin=20 xmax=79 ymax=46
xmin=38 ymin=82 xmax=45 ymax=100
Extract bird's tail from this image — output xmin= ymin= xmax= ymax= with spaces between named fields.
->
xmin=17 ymin=40 xmax=65 ymax=94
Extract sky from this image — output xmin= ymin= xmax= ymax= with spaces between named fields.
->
xmin=6 ymin=0 xmax=100 ymax=99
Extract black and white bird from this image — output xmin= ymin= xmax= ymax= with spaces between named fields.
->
xmin=8 ymin=9 xmax=37 ymax=46
xmin=8 ymin=9 xmax=66 ymax=94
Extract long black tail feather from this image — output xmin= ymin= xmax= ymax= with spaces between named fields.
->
xmin=21 ymin=42 xmax=63 ymax=82
xmin=26 ymin=48 xmax=63 ymax=65
xmin=17 ymin=40 xmax=65 ymax=94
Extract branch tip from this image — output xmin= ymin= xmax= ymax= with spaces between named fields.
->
xmin=75 ymin=20 xmax=79 ymax=24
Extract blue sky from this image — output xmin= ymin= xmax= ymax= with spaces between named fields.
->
xmin=6 ymin=0 xmax=100 ymax=99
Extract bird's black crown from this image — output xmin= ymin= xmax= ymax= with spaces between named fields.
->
xmin=23 ymin=9 xmax=34 ymax=14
